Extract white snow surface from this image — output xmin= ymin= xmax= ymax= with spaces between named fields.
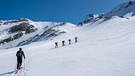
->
xmin=1 ymin=16 xmax=135 ymax=76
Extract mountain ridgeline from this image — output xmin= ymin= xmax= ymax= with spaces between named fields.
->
xmin=78 ymin=1 xmax=135 ymax=26
xmin=0 ymin=18 xmax=75 ymax=49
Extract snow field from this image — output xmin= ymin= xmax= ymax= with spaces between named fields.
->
xmin=1 ymin=16 xmax=135 ymax=76
xmin=26 ymin=17 xmax=135 ymax=76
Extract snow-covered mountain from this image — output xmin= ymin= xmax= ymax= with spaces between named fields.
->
xmin=1 ymin=1 xmax=135 ymax=76
xmin=0 ymin=18 xmax=76 ymax=49
xmin=78 ymin=1 xmax=135 ymax=26
xmin=105 ymin=1 xmax=135 ymax=17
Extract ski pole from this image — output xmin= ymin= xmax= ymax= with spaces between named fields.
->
xmin=24 ymin=58 xmax=25 ymax=70
xmin=24 ymin=58 xmax=26 ymax=76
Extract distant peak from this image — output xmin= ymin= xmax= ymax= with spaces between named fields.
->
xmin=0 ymin=18 xmax=32 ymax=25
xmin=128 ymin=1 xmax=135 ymax=4
xmin=104 ymin=1 xmax=135 ymax=17
xmin=13 ymin=18 xmax=30 ymax=21
xmin=78 ymin=1 xmax=135 ymax=25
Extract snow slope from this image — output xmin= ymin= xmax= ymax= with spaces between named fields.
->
xmin=1 ymin=1 xmax=135 ymax=76
xmin=1 ymin=16 xmax=135 ymax=76
xmin=26 ymin=16 xmax=135 ymax=76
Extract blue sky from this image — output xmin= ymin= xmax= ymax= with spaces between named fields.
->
xmin=0 ymin=0 xmax=132 ymax=24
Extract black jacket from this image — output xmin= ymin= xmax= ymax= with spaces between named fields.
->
xmin=16 ymin=50 xmax=25 ymax=59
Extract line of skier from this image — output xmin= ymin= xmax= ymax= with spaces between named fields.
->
xmin=15 ymin=37 xmax=78 ymax=71
xmin=55 ymin=37 xmax=78 ymax=48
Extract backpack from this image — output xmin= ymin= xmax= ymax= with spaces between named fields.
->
xmin=17 ymin=51 xmax=22 ymax=57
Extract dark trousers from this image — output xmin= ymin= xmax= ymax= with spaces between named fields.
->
xmin=17 ymin=57 xmax=22 ymax=69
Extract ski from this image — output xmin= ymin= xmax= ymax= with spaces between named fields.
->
xmin=14 ymin=67 xmax=23 ymax=74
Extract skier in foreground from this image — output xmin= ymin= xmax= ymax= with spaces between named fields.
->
xmin=16 ymin=48 xmax=25 ymax=70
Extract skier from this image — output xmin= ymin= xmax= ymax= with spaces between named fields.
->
xmin=75 ymin=37 xmax=78 ymax=43
xmin=16 ymin=48 xmax=25 ymax=70
xmin=62 ymin=40 xmax=65 ymax=46
xmin=68 ymin=39 xmax=71 ymax=44
xmin=55 ymin=42 xmax=58 ymax=48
